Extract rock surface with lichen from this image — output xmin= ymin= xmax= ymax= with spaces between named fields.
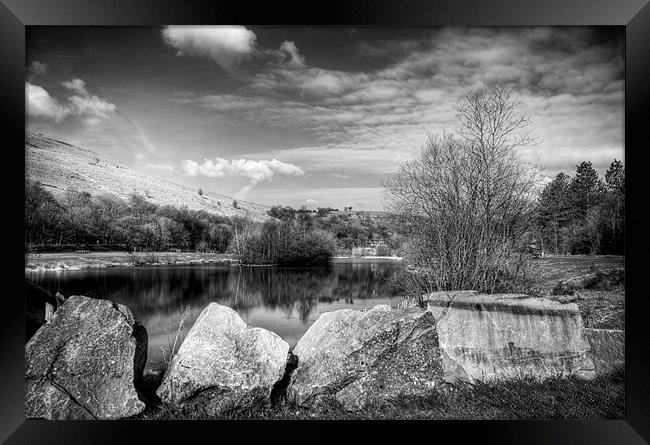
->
xmin=25 ymin=295 xmax=147 ymax=419
xmin=156 ymin=303 xmax=290 ymax=414
xmin=288 ymin=305 xmax=444 ymax=410
xmin=425 ymin=291 xmax=596 ymax=382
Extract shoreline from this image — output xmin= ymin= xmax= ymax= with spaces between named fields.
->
xmin=25 ymin=251 xmax=237 ymax=272
xmin=332 ymin=256 xmax=404 ymax=262
xmin=25 ymin=251 xmax=404 ymax=272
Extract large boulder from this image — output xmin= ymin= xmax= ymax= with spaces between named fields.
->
xmin=289 ymin=305 xmax=444 ymax=410
xmin=156 ymin=303 xmax=290 ymax=414
xmin=425 ymin=291 xmax=596 ymax=382
xmin=25 ymin=295 xmax=147 ymax=419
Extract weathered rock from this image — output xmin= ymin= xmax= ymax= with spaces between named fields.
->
xmin=425 ymin=291 xmax=596 ymax=382
xmin=156 ymin=303 xmax=289 ymax=414
xmin=25 ymin=295 xmax=147 ymax=419
xmin=584 ymin=328 xmax=624 ymax=376
xmin=289 ymin=305 xmax=444 ymax=410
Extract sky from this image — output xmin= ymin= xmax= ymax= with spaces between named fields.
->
xmin=26 ymin=26 xmax=624 ymax=211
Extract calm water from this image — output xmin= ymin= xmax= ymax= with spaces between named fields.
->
xmin=26 ymin=260 xmax=405 ymax=368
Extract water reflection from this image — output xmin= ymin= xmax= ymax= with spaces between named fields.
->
xmin=26 ymin=261 xmax=404 ymax=368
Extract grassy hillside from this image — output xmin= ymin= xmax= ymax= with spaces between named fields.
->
xmin=25 ymin=133 xmax=270 ymax=221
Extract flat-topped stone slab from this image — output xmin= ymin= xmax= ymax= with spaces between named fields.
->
xmin=425 ymin=291 xmax=596 ymax=382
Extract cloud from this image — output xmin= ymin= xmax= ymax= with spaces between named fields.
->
xmin=63 ymin=79 xmax=117 ymax=124
xmin=182 ymin=157 xmax=304 ymax=183
xmin=25 ymin=82 xmax=69 ymax=121
xmin=305 ymin=198 xmax=318 ymax=206
xmin=146 ymin=163 xmax=174 ymax=172
xmin=68 ymin=94 xmax=117 ymax=123
xmin=161 ymin=26 xmax=307 ymax=75
xmin=182 ymin=156 xmax=305 ymax=200
xmin=162 ymin=26 xmax=257 ymax=74
xmin=26 ymin=79 xmax=117 ymax=125
xmin=278 ymin=41 xmax=305 ymax=68
xmin=62 ymin=78 xmax=89 ymax=95
xmin=182 ymin=28 xmax=622 ymax=180
xmin=28 ymin=61 xmax=48 ymax=77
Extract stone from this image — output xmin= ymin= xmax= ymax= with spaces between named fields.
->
xmin=156 ymin=303 xmax=289 ymax=414
xmin=584 ymin=328 xmax=624 ymax=376
xmin=25 ymin=295 xmax=147 ymax=419
xmin=425 ymin=291 xmax=596 ymax=382
xmin=289 ymin=305 xmax=445 ymax=410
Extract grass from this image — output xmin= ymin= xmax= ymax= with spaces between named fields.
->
xmin=158 ymin=305 xmax=191 ymax=370
xmin=137 ymin=367 xmax=623 ymax=420
xmin=585 ymin=328 xmax=625 ymax=376
xmin=514 ymin=255 xmax=624 ymax=330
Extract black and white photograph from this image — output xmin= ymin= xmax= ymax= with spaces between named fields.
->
xmin=24 ymin=25 xmax=625 ymax=421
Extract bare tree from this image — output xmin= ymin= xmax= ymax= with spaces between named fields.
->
xmin=384 ymin=84 xmax=540 ymax=294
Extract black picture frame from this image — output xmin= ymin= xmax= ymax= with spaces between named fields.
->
xmin=2 ymin=0 xmax=649 ymax=443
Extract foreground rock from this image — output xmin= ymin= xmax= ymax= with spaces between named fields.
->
xmin=25 ymin=296 xmax=147 ymax=419
xmin=426 ymin=291 xmax=596 ymax=382
xmin=289 ymin=305 xmax=444 ymax=410
xmin=156 ymin=303 xmax=290 ymax=414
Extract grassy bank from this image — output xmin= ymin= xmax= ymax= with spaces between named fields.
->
xmin=138 ymin=367 xmax=623 ymax=420
xmin=25 ymin=250 xmax=405 ymax=272
xmin=25 ymin=251 xmax=236 ymax=272
xmin=524 ymin=255 xmax=624 ymax=330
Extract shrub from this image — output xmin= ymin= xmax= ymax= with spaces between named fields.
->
xmin=233 ymin=221 xmax=335 ymax=265
xmin=384 ymin=85 xmax=539 ymax=294
xmin=132 ymin=252 xmax=160 ymax=266
xmin=376 ymin=244 xmax=390 ymax=256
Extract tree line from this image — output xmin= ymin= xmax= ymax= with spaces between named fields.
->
xmin=25 ymin=181 xmax=236 ymax=253
xmin=266 ymin=205 xmax=393 ymax=252
xmin=535 ymin=159 xmax=624 ymax=255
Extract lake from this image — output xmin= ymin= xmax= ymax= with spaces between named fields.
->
xmin=26 ymin=259 xmax=405 ymax=369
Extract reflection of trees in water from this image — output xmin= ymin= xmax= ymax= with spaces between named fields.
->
xmin=29 ymin=262 xmax=403 ymax=324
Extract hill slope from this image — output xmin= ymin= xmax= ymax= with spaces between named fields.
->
xmin=25 ymin=133 xmax=270 ymax=221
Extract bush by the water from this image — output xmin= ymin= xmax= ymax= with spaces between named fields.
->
xmin=384 ymin=85 xmax=539 ymax=295
xmin=232 ymin=220 xmax=335 ymax=266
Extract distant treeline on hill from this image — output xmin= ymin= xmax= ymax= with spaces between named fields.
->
xmin=24 ymin=181 xmax=396 ymax=258
xmin=265 ymin=205 xmax=394 ymax=252
xmin=25 ymin=181 xmax=238 ymax=253
xmin=534 ymin=159 xmax=624 ymax=255
xmin=25 ymin=158 xmax=623 ymax=259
